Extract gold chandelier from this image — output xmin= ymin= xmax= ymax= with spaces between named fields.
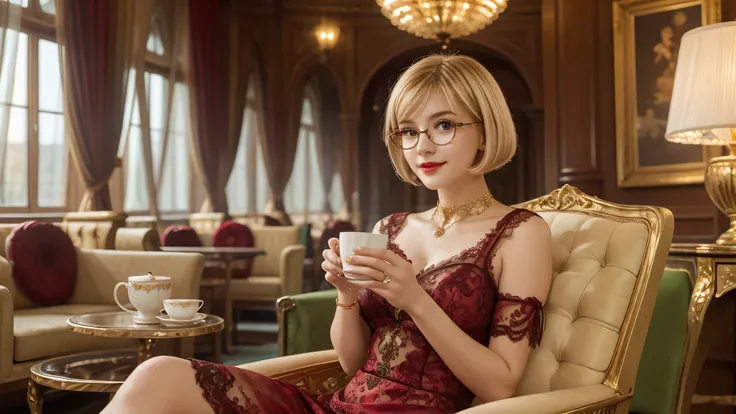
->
xmin=377 ymin=1 xmax=508 ymax=48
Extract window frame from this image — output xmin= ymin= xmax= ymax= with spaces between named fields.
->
xmin=0 ymin=0 xmax=68 ymax=214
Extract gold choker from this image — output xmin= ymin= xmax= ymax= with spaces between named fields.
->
xmin=431 ymin=192 xmax=494 ymax=237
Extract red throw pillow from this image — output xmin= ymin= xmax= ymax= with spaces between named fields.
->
xmin=6 ymin=221 xmax=77 ymax=306
xmin=212 ymin=220 xmax=254 ymax=279
xmin=160 ymin=225 xmax=202 ymax=247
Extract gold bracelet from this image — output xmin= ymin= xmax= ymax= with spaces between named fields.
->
xmin=336 ymin=298 xmax=358 ymax=309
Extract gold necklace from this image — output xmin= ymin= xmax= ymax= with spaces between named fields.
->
xmin=431 ymin=192 xmax=494 ymax=237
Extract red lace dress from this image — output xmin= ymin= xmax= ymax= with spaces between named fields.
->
xmin=189 ymin=208 xmax=544 ymax=414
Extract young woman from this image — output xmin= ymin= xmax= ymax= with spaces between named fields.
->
xmin=102 ymin=53 xmax=553 ymax=414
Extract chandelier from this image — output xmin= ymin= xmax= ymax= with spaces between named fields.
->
xmin=377 ymin=1 xmax=508 ymax=48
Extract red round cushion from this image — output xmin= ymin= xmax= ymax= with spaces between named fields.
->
xmin=212 ymin=220 xmax=254 ymax=279
xmin=6 ymin=221 xmax=77 ymax=306
xmin=160 ymin=225 xmax=202 ymax=247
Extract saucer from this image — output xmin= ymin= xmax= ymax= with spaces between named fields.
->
xmin=157 ymin=313 xmax=206 ymax=327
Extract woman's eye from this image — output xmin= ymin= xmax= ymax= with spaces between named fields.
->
xmin=437 ymin=121 xmax=452 ymax=131
xmin=404 ymin=129 xmax=419 ymax=137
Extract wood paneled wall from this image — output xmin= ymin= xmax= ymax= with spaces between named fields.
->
xmin=235 ymin=0 xmax=732 ymax=241
xmin=544 ymin=0 xmax=734 ymax=243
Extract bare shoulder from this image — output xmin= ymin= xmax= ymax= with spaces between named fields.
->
xmin=507 ymin=212 xmax=551 ymax=244
xmin=498 ymin=212 xmax=553 ymax=300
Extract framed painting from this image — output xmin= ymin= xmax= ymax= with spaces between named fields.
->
xmin=613 ymin=0 xmax=723 ymax=187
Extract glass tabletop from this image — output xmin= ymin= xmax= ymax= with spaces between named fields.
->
xmin=67 ymin=311 xmax=224 ymax=339
xmin=30 ymin=349 xmax=136 ymax=392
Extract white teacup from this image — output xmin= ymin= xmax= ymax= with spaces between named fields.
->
xmin=339 ymin=232 xmax=389 ymax=280
xmin=163 ymin=299 xmax=204 ymax=320
xmin=114 ymin=274 xmax=172 ymax=324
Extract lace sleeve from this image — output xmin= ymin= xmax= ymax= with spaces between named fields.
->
xmin=491 ymin=293 xmax=544 ymax=348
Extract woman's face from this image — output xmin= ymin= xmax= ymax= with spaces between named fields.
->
xmin=397 ymin=90 xmax=483 ymax=190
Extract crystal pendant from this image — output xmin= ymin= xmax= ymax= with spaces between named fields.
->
xmin=434 ymin=227 xmax=445 ymax=237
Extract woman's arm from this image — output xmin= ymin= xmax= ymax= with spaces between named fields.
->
xmin=407 ymin=217 xmax=552 ymax=402
xmin=323 ymin=222 xmax=383 ymax=376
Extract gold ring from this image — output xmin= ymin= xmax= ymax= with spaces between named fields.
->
xmin=382 ymin=273 xmax=391 ymax=284
xmin=344 ymin=256 xmax=353 ymax=263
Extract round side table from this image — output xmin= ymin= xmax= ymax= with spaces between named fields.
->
xmin=27 ymin=311 xmax=223 ymax=414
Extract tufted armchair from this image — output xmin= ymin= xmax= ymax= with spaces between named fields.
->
xmin=238 ymin=185 xmax=674 ymax=413
xmin=185 ymin=213 xmax=306 ymax=307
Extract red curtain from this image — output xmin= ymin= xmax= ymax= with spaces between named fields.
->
xmin=185 ymin=0 xmax=248 ymax=215
xmin=55 ymin=0 xmax=141 ymax=211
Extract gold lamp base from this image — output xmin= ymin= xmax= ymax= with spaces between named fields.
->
xmin=705 ymin=155 xmax=736 ymax=244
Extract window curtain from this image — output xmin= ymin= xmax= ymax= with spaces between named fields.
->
xmin=259 ymin=52 xmax=301 ymax=224
xmin=339 ymin=114 xmax=358 ymax=215
xmin=55 ymin=0 xmax=151 ymax=211
xmin=133 ymin=0 xmax=184 ymax=220
xmin=185 ymin=0 xmax=249 ymax=215
xmin=314 ymin=78 xmax=341 ymax=213
xmin=131 ymin=2 xmax=156 ymax=219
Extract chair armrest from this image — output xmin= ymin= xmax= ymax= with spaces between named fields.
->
xmin=72 ymin=249 xmax=204 ymax=306
xmin=114 ymin=227 xmax=161 ymax=251
xmin=457 ymin=384 xmax=623 ymax=414
xmin=277 ymin=290 xmax=338 ymax=356
xmin=280 ymin=245 xmax=306 ymax=296
xmin=0 ymin=283 xmax=12 ymax=382
xmin=238 ymin=349 xmax=339 ymax=377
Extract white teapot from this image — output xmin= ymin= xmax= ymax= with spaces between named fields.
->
xmin=114 ymin=272 xmax=172 ymax=324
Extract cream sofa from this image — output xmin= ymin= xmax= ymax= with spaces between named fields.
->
xmin=238 ymin=185 xmax=674 ymax=413
xmin=0 ymin=249 xmax=204 ymax=386
xmin=0 ymin=216 xmax=160 ymax=255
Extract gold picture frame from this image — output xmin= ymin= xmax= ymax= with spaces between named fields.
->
xmin=614 ymin=0 xmax=722 ymax=188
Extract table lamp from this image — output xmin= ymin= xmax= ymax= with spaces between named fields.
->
xmin=665 ymin=21 xmax=736 ymax=245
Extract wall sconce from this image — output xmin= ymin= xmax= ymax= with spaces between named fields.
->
xmin=314 ymin=21 xmax=340 ymax=52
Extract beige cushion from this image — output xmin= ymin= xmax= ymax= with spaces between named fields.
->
xmin=231 ymin=276 xmax=281 ymax=300
xmin=14 ymin=304 xmax=132 ymax=362
xmin=251 ymin=227 xmax=300 ymax=276
xmin=515 ymin=211 xmax=648 ymax=395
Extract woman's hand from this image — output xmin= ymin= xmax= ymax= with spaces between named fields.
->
xmin=321 ymin=238 xmax=360 ymax=294
xmin=344 ymin=246 xmax=428 ymax=313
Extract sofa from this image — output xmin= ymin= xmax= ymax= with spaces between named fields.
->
xmin=0 ymin=212 xmax=160 ymax=254
xmin=0 ymin=249 xmax=204 ymax=387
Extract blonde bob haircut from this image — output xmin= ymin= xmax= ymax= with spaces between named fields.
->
xmin=383 ymin=54 xmax=517 ymax=186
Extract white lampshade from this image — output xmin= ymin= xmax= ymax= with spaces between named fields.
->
xmin=666 ymin=21 xmax=736 ymax=146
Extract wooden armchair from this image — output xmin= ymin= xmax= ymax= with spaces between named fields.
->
xmin=239 ymin=185 xmax=674 ymax=413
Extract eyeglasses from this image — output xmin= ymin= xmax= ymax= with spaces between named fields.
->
xmin=388 ymin=120 xmax=483 ymax=150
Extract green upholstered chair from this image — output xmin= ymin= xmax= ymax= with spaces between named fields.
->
xmin=276 ymin=289 xmax=337 ymax=356
xmin=275 ymin=268 xmax=691 ymax=414
xmin=630 ymin=268 xmax=691 ymax=414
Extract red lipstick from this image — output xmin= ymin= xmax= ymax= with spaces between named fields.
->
xmin=419 ymin=161 xmax=446 ymax=173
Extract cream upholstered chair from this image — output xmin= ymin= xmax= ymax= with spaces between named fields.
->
xmin=238 ymin=185 xmax=674 ymax=413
